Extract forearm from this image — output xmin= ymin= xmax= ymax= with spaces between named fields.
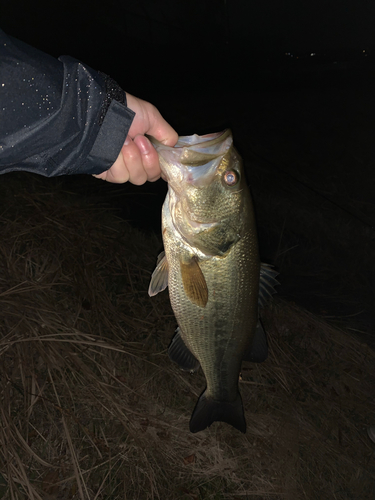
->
xmin=0 ymin=30 xmax=134 ymax=176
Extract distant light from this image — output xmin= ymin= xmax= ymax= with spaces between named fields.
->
xmin=363 ymin=49 xmax=366 ymax=53
xmin=310 ymin=52 xmax=316 ymax=56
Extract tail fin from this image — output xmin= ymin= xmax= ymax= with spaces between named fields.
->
xmin=189 ymin=391 xmax=246 ymax=433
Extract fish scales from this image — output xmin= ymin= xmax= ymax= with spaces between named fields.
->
xmin=148 ymin=130 xmax=275 ymax=433
xmin=163 ymin=198 xmax=259 ymax=402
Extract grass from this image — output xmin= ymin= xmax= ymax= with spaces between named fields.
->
xmin=0 ymin=172 xmax=374 ymax=499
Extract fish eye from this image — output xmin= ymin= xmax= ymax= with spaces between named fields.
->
xmin=223 ymin=170 xmax=239 ymax=186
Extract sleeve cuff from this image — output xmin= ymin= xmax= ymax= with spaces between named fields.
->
xmin=74 ymin=99 xmax=135 ymax=175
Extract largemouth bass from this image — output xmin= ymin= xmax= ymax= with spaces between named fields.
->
xmin=148 ymin=129 xmax=278 ymax=433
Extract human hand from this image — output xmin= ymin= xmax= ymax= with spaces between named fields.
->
xmin=94 ymin=93 xmax=178 ymax=184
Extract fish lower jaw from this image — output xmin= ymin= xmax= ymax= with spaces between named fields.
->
xmin=185 ymin=218 xmax=218 ymax=230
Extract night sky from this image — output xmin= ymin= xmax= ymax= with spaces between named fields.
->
xmin=227 ymin=0 xmax=375 ymax=51
xmin=2 ymin=0 xmax=375 ymax=91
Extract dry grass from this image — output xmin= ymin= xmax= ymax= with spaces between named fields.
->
xmin=0 ymin=173 xmax=374 ymax=499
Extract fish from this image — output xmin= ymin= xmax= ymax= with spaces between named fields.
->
xmin=148 ymin=129 xmax=278 ymax=433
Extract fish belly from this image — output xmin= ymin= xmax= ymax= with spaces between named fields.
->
xmin=164 ymin=227 xmax=259 ymax=403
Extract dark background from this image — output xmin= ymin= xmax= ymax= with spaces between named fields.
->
xmin=3 ymin=0 xmax=375 ymax=106
xmin=2 ymin=0 xmax=375 ymax=346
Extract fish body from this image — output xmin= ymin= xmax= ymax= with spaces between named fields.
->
xmin=149 ymin=130 xmax=276 ymax=433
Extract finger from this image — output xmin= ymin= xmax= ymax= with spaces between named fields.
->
xmin=126 ymin=93 xmax=178 ymax=147
xmin=93 ymin=151 xmax=130 ymax=183
xmin=92 ymin=172 xmax=106 ymax=180
xmin=148 ymin=110 xmax=178 ymax=147
xmin=122 ymin=136 xmax=148 ymax=185
xmin=133 ymin=135 xmax=161 ymax=182
xmin=103 ymin=150 xmax=130 ymax=183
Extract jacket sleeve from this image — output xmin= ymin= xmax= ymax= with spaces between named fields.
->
xmin=0 ymin=29 xmax=135 ymax=176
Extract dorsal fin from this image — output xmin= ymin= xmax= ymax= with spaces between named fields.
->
xmin=258 ymin=263 xmax=279 ymax=309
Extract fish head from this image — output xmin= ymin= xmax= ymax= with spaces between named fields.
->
xmin=150 ymin=130 xmax=253 ymax=257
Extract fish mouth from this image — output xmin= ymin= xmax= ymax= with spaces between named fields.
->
xmin=149 ymin=130 xmax=233 ymax=179
xmin=149 ymin=129 xmax=231 ymax=152
xmin=149 ymin=130 xmax=234 ymax=188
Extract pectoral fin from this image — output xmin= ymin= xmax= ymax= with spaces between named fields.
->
xmin=148 ymin=251 xmax=169 ymax=297
xmin=180 ymin=255 xmax=208 ymax=308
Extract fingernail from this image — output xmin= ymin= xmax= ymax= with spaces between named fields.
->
xmin=124 ymin=136 xmax=131 ymax=146
xmin=138 ymin=136 xmax=151 ymax=155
